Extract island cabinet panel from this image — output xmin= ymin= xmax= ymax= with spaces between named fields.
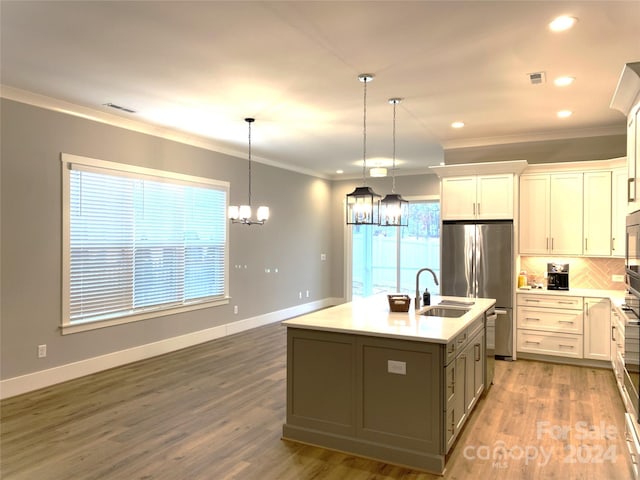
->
xmin=356 ymin=337 xmax=442 ymax=453
xmin=286 ymin=329 xmax=356 ymax=436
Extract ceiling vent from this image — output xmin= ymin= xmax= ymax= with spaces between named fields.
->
xmin=103 ymin=102 xmax=136 ymax=113
xmin=528 ymin=72 xmax=546 ymax=85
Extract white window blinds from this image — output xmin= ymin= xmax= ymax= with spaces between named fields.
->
xmin=65 ymin=157 xmax=228 ymax=325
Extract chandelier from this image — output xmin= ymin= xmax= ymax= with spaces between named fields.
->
xmin=346 ymin=74 xmax=381 ymax=225
xmin=379 ymin=98 xmax=409 ymax=227
xmin=228 ymin=118 xmax=270 ymax=225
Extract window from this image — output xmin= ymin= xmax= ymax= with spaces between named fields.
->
xmin=352 ymin=199 xmax=440 ymax=298
xmin=61 ymin=153 xmax=229 ymax=333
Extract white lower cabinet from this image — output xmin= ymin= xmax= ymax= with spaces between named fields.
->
xmin=583 ymin=297 xmax=611 ymax=361
xmin=517 ymin=294 xmax=584 ymax=359
xmin=626 ymin=414 xmax=640 ymax=480
xmin=517 ymin=329 xmax=583 ymax=358
xmin=517 ymin=294 xmax=614 ymax=362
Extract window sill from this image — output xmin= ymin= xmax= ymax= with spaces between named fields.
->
xmin=60 ymin=297 xmax=230 ymax=335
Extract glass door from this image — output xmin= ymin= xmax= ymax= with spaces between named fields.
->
xmin=352 ymin=199 xmax=440 ymax=299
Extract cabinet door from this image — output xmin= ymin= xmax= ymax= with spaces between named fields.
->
xmin=441 ymin=176 xmax=477 ymax=220
xmin=628 ymin=104 xmax=638 ymax=211
xmin=461 ymin=331 xmax=485 ymax=414
xmin=477 ymin=174 xmax=513 ymax=219
xmin=550 ymin=173 xmax=583 ymax=255
xmin=453 ymin=354 xmax=466 ymax=433
xmin=612 ymin=168 xmax=628 ymax=257
xmin=611 ymin=307 xmax=620 ymax=370
xmin=583 ymin=171 xmax=612 ymax=256
xmin=584 ymin=297 xmax=611 ymax=361
xmin=519 ymin=175 xmax=550 ymax=254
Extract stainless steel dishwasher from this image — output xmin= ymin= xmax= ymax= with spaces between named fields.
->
xmin=485 ymin=306 xmax=497 ymax=389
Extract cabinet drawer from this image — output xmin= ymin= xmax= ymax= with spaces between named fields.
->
xmin=517 ymin=329 xmax=583 ymax=358
xmin=517 ymin=306 xmax=583 ymax=334
xmin=518 ymin=294 xmax=583 ymax=310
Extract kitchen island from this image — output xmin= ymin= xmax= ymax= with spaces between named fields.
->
xmin=281 ymin=294 xmax=496 ymax=474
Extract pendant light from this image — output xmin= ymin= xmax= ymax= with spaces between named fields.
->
xmin=346 ymin=74 xmax=381 ymax=225
xmin=228 ymin=118 xmax=270 ymax=225
xmin=379 ymin=98 xmax=409 ymax=227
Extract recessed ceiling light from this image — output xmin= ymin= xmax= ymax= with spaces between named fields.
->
xmin=336 ymin=169 xmax=344 ymax=174
xmin=451 ymin=121 xmax=465 ymax=129
xmin=549 ymin=15 xmax=577 ymax=32
xmin=554 ymin=76 xmax=575 ymax=87
xmin=557 ymin=110 xmax=573 ymax=118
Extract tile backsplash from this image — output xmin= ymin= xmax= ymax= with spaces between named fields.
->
xmin=519 ymin=256 xmax=625 ymax=290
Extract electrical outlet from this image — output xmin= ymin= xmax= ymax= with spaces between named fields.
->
xmin=298 ymin=291 xmax=302 ymax=299
xmin=38 ymin=344 xmax=47 ymax=358
xmin=387 ymin=360 xmax=406 ymax=375
xmin=233 ymin=305 xmax=238 ymax=314
xmin=306 ymin=290 xmax=310 ymax=298
xmin=612 ymin=274 xmax=625 ymax=282
xmin=320 ymin=253 xmax=327 ymax=261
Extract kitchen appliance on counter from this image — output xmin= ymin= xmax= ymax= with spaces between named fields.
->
xmin=441 ymin=221 xmax=513 ymax=360
xmin=547 ymin=263 xmax=569 ymax=290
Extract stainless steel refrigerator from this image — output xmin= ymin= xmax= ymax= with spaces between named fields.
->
xmin=441 ymin=221 xmax=513 ymax=360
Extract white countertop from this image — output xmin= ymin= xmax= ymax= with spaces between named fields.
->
xmin=516 ymin=287 xmax=626 ymax=307
xmin=282 ymin=295 xmax=496 ymax=344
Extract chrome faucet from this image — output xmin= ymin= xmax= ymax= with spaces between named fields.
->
xmin=415 ymin=267 xmax=439 ymax=308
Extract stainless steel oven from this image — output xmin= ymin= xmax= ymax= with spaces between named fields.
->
xmin=627 ymin=211 xmax=640 ymax=296
xmin=625 ymin=211 xmax=640 ymax=423
xmin=623 ymin=302 xmax=640 ymax=419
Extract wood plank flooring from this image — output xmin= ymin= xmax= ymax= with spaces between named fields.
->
xmin=1 ymin=322 xmax=634 ymax=479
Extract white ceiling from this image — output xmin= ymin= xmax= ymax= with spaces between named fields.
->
xmin=1 ymin=1 xmax=638 ymax=178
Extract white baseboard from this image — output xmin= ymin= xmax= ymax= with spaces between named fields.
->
xmin=0 ymin=297 xmax=342 ymax=400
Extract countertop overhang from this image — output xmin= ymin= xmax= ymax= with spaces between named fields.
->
xmin=282 ymin=295 xmax=496 ymax=344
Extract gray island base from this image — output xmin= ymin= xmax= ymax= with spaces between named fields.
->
xmin=281 ymin=295 xmax=495 ymax=475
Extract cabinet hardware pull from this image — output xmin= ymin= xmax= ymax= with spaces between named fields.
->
xmin=612 ymin=326 xmax=616 ymax=341
xmin=558 ymin=301 xmax=574 ymax=304
xmin=525 ymin=340 xmax=541 ymax=345
xmin=629 ymin=177 xmax=636 ymax=202
xmin=612 ymin=237 xmax=615 ymax=251
xmin=585 ymin=238 xmax=588 ymax=251
xmin=559 ymin=320 xmax=574 ymax=324
xmin=551 ymin=238 xmax=554 ymax=250
xmin=526 ymin=317 xmax=540 ymax=321
xmin=475 ymin=344 xmax=481 ymax=361
xmin=525 ymin=299 xmax=540 ymax=302
xmin=546 ymin=237 xmax=549 ymax=250
xmin=559 ymin=344 xmax=574 ymax=349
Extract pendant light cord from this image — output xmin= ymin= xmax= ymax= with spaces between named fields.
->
xmin=361 ymin=77 xmax=368 ymax=186
xmin=246 ymin=117 xmax=254 ymax=206
xmin=391 ymin=99 xmax=397 ymax=194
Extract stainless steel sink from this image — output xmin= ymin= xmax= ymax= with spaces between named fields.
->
xmin=421 ymin=306 xmax=469 ymax=318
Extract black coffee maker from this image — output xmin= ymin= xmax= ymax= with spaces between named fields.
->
xmin=547 ymin=263 xmax=569 ymax=290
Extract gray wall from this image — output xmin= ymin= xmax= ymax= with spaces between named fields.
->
xmin=0 ymin=99 xmax=333 ymax=380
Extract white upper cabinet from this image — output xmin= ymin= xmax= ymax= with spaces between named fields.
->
xmin=583 ymin=171 xmax=612 ymax=256
xmin=520 ymin=173 xmax=583 ymax=255
xmin=442 ymin=174 xmax=514 ymax=220
xmin=519 ymin=174 xmax=550 ymax=254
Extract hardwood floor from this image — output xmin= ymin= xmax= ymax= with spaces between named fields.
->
xmin=1 ymin=322 xmax=634 ymax=479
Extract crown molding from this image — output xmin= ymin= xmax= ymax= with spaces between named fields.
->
xmin=0 ymin=85 xmax=329 ymax=180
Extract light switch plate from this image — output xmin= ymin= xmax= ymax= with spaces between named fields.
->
xmin=387 ymin=360 xmax=406 ymax=375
